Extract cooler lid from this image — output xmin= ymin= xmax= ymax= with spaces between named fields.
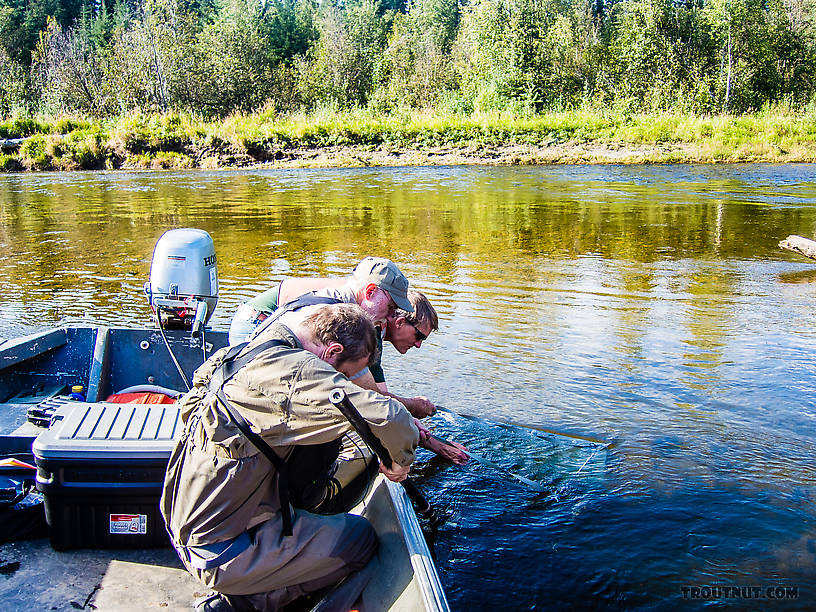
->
xmin=32 ymin=402 xmax=183 ymax=460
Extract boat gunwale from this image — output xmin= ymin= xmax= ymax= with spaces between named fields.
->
xmin=383 ymin=478 xmax=450 ymax=612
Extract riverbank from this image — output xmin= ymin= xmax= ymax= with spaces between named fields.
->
xmin=2 ymin=109 xmax=815 ymax=171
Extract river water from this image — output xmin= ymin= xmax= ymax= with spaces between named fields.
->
xmin=1 ymin=165 xmax=815 ymax=610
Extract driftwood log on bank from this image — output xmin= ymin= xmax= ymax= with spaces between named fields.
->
xmin=779 ymin=235 xmax=816 ymax=260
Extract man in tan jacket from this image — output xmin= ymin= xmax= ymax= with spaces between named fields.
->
xmin=161 ymin=304 xmax=419 ymax=611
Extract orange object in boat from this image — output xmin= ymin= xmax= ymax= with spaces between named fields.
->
xmin=105 ymin=392 xmax=176 ymax=404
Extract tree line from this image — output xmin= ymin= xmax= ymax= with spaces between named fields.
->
xmin=1 ymin=0 xmax=815 ymax=119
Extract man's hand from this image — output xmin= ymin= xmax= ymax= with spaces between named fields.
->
xmin=414 ymin=419 xmax=469 ymax=465
xmin=414 ymin=418 xmax=431 ymax=444
xmin=380 ymin=461 xmax=411 ymax=482
xmin=405 ymin=396 xmax=435 ymax=418
xmin=422 ymin=435 xmax=469 ymax=465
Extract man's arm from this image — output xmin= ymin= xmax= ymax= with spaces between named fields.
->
xmin=422 ymin=433 xmax=469 ymax=465
xmin=349 ymin=372 xmax=436 ymax=418
xmin=348 ymin=366 xmax=467 ymax=462
xmin=413 ymin=419 xmax=469 ymax=465
xmin=379 ymin=462 xmax=411 ymax=482
xmin=388 ymin=393 xmax=435 ymax=418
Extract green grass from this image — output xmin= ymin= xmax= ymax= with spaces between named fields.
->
xmin=2 ymin=106 xmax=815 ymax=171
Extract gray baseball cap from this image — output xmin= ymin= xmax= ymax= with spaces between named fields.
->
xmin=352 ymin=257 xmax=413 ymax=312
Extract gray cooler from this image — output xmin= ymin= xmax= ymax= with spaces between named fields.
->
xmin=33 ymin=402 xmax=181 ymax=550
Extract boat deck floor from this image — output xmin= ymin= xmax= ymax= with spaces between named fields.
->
xmin=0 ymin=538 xmax=201 ymax=611
xmin=1 ymin=415 xmax=202 ymax=611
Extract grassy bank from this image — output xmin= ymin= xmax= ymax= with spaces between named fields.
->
xmin=2 ymin=108 xmax=816 ymax=172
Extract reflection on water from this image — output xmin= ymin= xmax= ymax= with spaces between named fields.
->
xmin=2 ymin=164 xmax=816 ymax=609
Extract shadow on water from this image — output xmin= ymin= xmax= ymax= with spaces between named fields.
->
xmin=778 ymin=268 xmax=816 ymax=284
xmin=416 ymin=419 xmax=814 ymax=610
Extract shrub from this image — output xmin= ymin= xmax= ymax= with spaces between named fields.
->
xmin=19 ymin=134 xmax=52 ymax=170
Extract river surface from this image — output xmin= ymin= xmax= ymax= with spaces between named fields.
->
xmin=1 ymin=165 xmax=815 ymax=610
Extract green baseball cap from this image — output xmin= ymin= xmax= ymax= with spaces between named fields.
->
xmin=352 ymin=257 xmax=413 ymax=312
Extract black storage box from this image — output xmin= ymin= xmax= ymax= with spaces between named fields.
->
xmin=32 ymin=402 xmax=181 ymax=550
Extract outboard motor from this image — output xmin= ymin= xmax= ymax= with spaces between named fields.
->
xmin=144 ymin=228 xmax=218 ymax=334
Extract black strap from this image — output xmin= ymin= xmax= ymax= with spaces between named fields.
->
xmin=250 ymin=293 xmax=344 ymax=340
xmin=329 ymin=390 xmax=434 ymax=520
xmin=207 ymin=338 xmax=298 ymax=536
xmin=209 ymin=338 xmax=282 ymax=391
xmin=329 ymin=391 xmax=394 ymax=469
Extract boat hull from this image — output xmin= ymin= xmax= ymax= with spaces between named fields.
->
xmin=0 ymin=325 xmax=449 ymax=611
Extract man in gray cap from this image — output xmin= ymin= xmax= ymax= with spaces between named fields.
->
xmin=351 ymin=256 xmax=413 ymax=313
xmin=229 ymin=256 xmax=411 ymax=345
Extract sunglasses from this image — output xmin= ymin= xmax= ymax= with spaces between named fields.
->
xmin=408 ymin=320 xmax=428 ymax=343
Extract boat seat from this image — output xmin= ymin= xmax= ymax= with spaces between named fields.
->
xmin=0 ymin=329 xmax=68 ymax=372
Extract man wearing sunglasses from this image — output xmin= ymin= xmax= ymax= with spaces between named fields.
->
xmin=384 ymin=290 xmax=433 ymax=353
xmin=378 ymin=291 xmax=469 ymax=465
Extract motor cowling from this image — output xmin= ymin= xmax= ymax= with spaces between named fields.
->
xmin=144 ymin=228 xmax=218 ymax=330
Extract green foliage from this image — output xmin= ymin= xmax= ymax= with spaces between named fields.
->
xmin=207 ymin=106 xmax=816 ymax=155
xmin=0 ymin=0 xmax=814 ymax=121
xmin=0 ymin=0 xmax=84 ymax=64
xmin=195 ymin=0 xmax=292 ymax=114
xmin=1 ymin=106 xmax=815 ymax=172
xmin=0 ymin=116 xmax=43 ymax=138
xmin=453 ymin=0 xmax=598 ymax=113
xmin=265 ymin=0 xmax=318 ymax=61
xmin=108 ymin=111 xmax=200 ymax=155
xmin=15 ymin=128 xmax=108 ymax=170
xmin=19 ymin=133 xmax=51 ymax=169
xmin=301 ymin=0 xmax=393 ymax=108
xmin=0 ymin=115 xmax=90 ymax=137
xmin=56 ymin=128 xmax=108 ymax=168
xmin=0 ymin=49 xmax=33 ymax=116
xmin=371 ymin=0 xmax=461 ymax=111
xmin=32 ymin=12 xmax=119 ymax=115
xmin=608 ymin=0 xmax=683 ymax=108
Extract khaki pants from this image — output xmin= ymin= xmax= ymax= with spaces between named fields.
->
xmin=187 ymin=509 xmax=377 ymax=611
